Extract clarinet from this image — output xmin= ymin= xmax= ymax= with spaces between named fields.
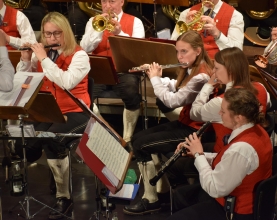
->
xmin=149 ymin=121 xmax=211 ymax=186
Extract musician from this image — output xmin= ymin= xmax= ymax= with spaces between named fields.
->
xmin=171 ymin=0 xmax=244 ymax=59
xmin=264 ymin=27 xmax=277 ymax=64
xmin=80 ymin=0 xmax=145 ymax=143
xmin=166 ymin=47 xmax=271 ymax=184
xmin=0 ymin=30 xmax=14 ymax=91
xmin=0 ymin=0 xmax=37 ymax=50
xmin=167 ymin=88 xmax=272 ymax=220
xmin=16 ymin=12 xmax=90 ymax=219
xmin=123 ymin=31 xmax=214 ymax=216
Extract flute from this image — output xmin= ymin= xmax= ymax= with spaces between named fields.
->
xmin=18 ymin=44 xmax=61 ymax=51
xmin=149 ymin=121 xmax=211 ymax=186
xmin=128 ymin=62 xmax=189 ymax=73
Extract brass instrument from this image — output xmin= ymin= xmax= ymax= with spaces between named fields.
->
xmin=128 ymin=63 xmax=189 ymax=73
xmin=162 ymin=5 xmax=181 ymax=22
xmin=5 ymin=0 xmax=31 ymax=9
xmin=92 ymin=10 xmax=118 ymax=32
xmin=254 ymin=40 xmax=277 ymax=68
xmin=176 ymin=0 xmax=214 ymax=35
xmin=78 ymin=2 xmax=102 ymax=17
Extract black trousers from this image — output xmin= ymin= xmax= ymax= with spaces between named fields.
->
xmin=93 ymin=73 xmax=141 ymax=110
xmin=167 ymin=184 xmax=254 ymax=220
xmin=15 ymin=112 xmax=89 ymax=162
xmin=132 ymin=120 xmax=215 ymax=163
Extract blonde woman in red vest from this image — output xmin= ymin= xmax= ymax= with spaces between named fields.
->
xmin=167 ymin=47 xmax=271 ymax=185
xmin=80 ymin=0 xmax=144 ymax=143
xmin=16 ymin=12 xmax=90 ymax=219
xmin=171 ymin=0 xmax=244 ymax=59
xmin=0 ymin=0 xmax=37 ymax=50
xmin=123 ymin=31 xmax=214 ymax=216
xmin=167 ymin=88 xmax=272 ymax=220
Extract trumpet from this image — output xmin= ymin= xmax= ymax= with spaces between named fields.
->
xmin=128 ymin=63 xmax=189 ymax=73
xmin=177 ymin=0 xmax=214 ymax=35
xmin=149 ymin=121 xmax=211 ymax=186
xmin=254 ymin=40 xmax=277 ymax=68
xmin=92 ymin=10 xmax=118 ymax=32
xmin=18 ymin=44 xmax=61 ymax=51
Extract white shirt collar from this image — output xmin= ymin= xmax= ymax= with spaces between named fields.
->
xmin=228 ymin=123 xmax=254 ymax=144
xmin=204 ymin=0 xmax=223 ymax=15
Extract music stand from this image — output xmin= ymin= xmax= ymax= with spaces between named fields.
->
xmin=109 ymin=35 xmax=178 ymax=128
xmin=88 ymin=55 xmax=118 ymax=85
xmin=63 ymin=88 xmax=132 ymax=219
xmin=0 ymin=74 xmax=69 ymax=219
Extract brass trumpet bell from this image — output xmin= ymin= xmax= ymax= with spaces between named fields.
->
xmin=92 ymin=11 xmax=118 ymax=32
xmin=254 ymin=40 xmax=277 ymax=68
xmin=176 ymin=0 xmax=214 ymax=35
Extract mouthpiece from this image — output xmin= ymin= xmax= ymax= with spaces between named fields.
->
xmin=18 ymin=44 xmax=61 ymax=51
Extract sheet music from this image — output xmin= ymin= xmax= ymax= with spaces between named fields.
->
xmin=0 ymin=71 xmax=45 ymax=107
xmin=86 ymin=122 xmax=129 ymax=180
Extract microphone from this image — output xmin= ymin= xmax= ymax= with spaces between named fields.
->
xmin=18 ymin=44 xmax=61 ymax=51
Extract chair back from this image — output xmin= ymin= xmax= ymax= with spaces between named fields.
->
xmin=253 ymin=153 xmax=277 ymax=220
xmin=88 ymin=77 xmax=94 ymax=106
xmin=249 ymin=65 xmax=277 ymax=100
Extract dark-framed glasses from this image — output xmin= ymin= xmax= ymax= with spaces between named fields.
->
xmin=43 ymin=31 xmax=63 ymax=38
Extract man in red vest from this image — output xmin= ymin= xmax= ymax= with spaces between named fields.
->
xmin=264 ymin=27 xmax=277 ymax=65
xmin=171 ymin=0 xmax=244 ymax=60
xmin=0 ymin=0 xmax=37 ymax=50
xmin=80 ymin=0 xmax=145 ymax=143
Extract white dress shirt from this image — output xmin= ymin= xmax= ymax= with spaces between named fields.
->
xmin=190 ymin=81 xmax=271 ymax=123
xmin=150 ymin=68 xmax=210 ymax=108
xmin=80 ymin=10 xmax=145 ymax=53
xmin=0 ymin=5 xmax=37 ymax=48
xmin=0 ymin=46 xmax=14 ymax=91
xmin=171 ymin=0 xmax=244 ymax=51
xmin=195 ymin=123 xmax=259 ymax=198
xmin=16 ymin=49 xmax=90 ymax=90
xmin=265 ymin=40 xmax=277 ymax=64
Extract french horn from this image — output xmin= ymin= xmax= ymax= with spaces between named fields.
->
xmin=176 ymin=0 xmax=214 ymax=34
xmin=5 ymin=0 xmax=31 ymax=8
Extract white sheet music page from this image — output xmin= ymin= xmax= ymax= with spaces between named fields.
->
xmin=0 ymin=71 xmax=45 ymax=107
xmin=86 ymin=121 xmax=129 ymax=180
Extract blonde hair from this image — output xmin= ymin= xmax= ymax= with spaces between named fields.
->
xmin=40 ymin=12 xmax=77 ymax=56
xmin=175 ymin=31 xmax=213 ymax=89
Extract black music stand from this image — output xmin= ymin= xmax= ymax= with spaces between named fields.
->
xmin=109 ymin=35 xmax=178 ymax=128
xmin=0 ymin=78 xmax=69 ymax=219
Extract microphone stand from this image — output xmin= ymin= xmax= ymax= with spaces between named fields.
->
xmin=153 ymin=0 xmax=158 ymax=38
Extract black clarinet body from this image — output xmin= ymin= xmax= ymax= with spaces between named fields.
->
xmin=149 ymin=121 xmax=211 ymax=186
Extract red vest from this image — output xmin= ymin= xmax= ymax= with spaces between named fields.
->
xmin=1 ymin=5 xmax=20 ymax=50
xmin=93 ymin=13 xmax=135 ymax=57
xmin=213 ymin=82 xmax=268 ymax=153
xmin=213 ymin=125 xmax=272 ymax=214
xmin=37 ymin=46 xmax=91 ymax=114
xmin=178 ymin=64 xmax=212 ymax=130
xmin=190 ymin=2 xmax=234 ymax=59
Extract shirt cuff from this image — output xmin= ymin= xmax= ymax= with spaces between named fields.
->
xmin=0 ymin=46 xmax=8 ymax=59
xmin=150 ymin=76 xmax=162 ymax=86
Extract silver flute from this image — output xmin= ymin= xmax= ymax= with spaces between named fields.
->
xmin=128 ymin=62 xmax=189 ymax=73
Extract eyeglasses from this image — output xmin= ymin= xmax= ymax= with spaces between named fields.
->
xmin=101 ymin=0 xmax=116 ymax=5
xmin=43 ymin=31 xmax=63 ymax=38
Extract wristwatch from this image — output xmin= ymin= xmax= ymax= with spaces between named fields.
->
xmin=194 ymin=152 xmax=204 ymax=158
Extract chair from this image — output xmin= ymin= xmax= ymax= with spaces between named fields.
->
xmin=249 ymin=65 xmax=277 ymax=100
xmin=253 ymin=153 xmax=277 ymax=220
